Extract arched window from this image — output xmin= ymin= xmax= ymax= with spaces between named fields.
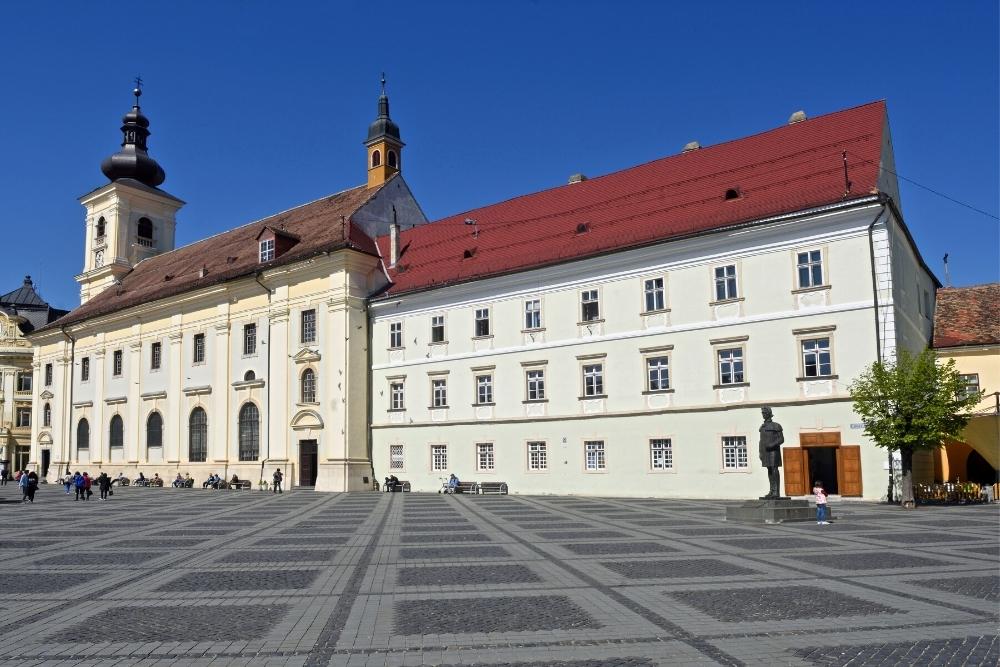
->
xmin=43 ymin=403 xmax=51 ymax=427
xmin=371 ymin=149 xmax=381 ymax=168
xmin=301 ymin=368 xmax=316 ymax=403
xmin=244 ymin=370 xmax=256 ymax=381
xmin=109 ymin=415 xmax=124 ymax=449
xmin=77 ymin=418 xmax=90 ymax=450
xmin=387 ymin=150 xmax=398 ymax=168
xmin=147 ymin=412 xmax=163 ymax=449
xmin=189 ymin=407 xmax=208 ymax=462
xmin=95 ymin=217 xmax=106 ymax=238
xmin=238 ymin=403 xmax=260 ymax=461
xmin=137 ymin=217 xmax=153 ymax=239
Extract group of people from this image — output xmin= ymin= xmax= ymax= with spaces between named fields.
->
xmin=172 ymin=473 xmax=194 ymax=488
xmin=60 ymin=471 xmax=114 ymax=501
xmin=14 ymin=469 xmax=39 ymax=502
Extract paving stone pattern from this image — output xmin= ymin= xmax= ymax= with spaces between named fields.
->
xmin=1 ymin=483 xmax=996 ymax=666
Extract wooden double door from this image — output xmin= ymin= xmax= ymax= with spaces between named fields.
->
xmin=783 ymin=432 xmax=862 ymax=497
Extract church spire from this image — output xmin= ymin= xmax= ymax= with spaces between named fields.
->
xmin=100 ymin=78 xmax=166 ymax=188
xmin=365 ymin=74 xmax=404 ymax=189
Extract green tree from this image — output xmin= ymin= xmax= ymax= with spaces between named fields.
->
xmin=849 ymin=349 xmax=983 ymax=508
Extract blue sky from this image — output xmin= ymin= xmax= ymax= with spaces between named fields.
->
xmin=1 ymin=1 xmax=997 ymax=310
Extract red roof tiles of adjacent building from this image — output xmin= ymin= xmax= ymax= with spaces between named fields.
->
xmin=933 ymin=283 xmax=1000 ymax=348
xmin=42 ymin=183 xmax=385 ymax=332
xmin=376 ymin=100 xmax=888 ymax=296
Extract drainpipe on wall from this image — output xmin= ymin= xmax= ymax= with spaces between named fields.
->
xmin=60 ymin=326 xmax=75 ymax=479
xmin=254 ymin=273 xmax=273 ymax=488
xmin=868 ymin=198 xmax=897 ymax=503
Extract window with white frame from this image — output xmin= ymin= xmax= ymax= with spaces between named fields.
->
xmin=650 ymin=438 xmax=673 ymax=470
xmin=150 ymin=342 xmax=162 ymax=370
xmin=585 ymin=440 xmax=606 ymax=470
xmin=431 ymin=444 xmax=448 ymax=471
xmin=714 ymin=264 xmax=738 ymax=301
xmin=527 ymin=441 xmax=547 ymax=470
xmin=301 ymin=309 xmax=316 ymax=344
xmin=476 ymin=442 xmax=495 ymax=471
xmin=474 ymin=308 xmax=491 ymax=337
xmin=644 ymin=277 xmax=665 ymax=312
xmin=44 ymin=363 xmax=53 ymax=386
xmin=16 ymin=372 xmax=31 ymax=392
xmin=16 ymin=407 xmax=31 ymax=428
xmin=801 ymin=338 xmax=832 ymax=377
xmin=959 ymin=374 xmax=981 ymax=400
xmin=581 ymin=289 xmax=600 ymax=322
xmin=243 ymin=323 xmax=257 ymax=356
xmin=583 ymin=363 xmax=604 ymax=397
xmin=300 ymin=368 xmax=317 ymax=403
xmin=112 ymin=349 xmax=123 ymax=377
xmin=524 ymin=299 xmax=541 ymax=329
xmin=796 ymin=250 xmax=823 ymax=288
xmin=80 ymin=357 xmax=90 ymax=382
xmin=475 ymin=374 xmax=493 ymax=404
xmin=431 ymin=378 xmax=448 ymax=408
xmin=43 ymin=402 xmax=51 ymax=427
xmin=646 ymin=356 xmax=670 ymax=391
xmin=389 ymin=321 xmax=403 ymax=348
xmin=389 ymin=381 xmax=405 ymax=410
xmin=717 ymin=347 xmax=745 ymax=385
xmin=722 ymin=436 xmax=749 ymax=470
xmin=430 ymin=315 xmax=445 ymax=343
xmin=526 ymin=368 xmax=546 ymax=401
xmin=193 ymin=333 xmax=206 ymax=364
xmin=259 ymin=238 xmax=275 ymax=262
xmin=389 ymin=444 xmax=404 ymax=470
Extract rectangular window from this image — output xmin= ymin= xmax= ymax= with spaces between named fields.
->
xmin=44 ymin=363 xmax=53 ymax=386
xmin=796 ymin=250 xmax=823 ymax=288
xmin=431 ymin=378 xmax=448 ymax=408
xmin=581 ymin=289 xmax=600 ymax=322
xmin=583 ymin=363 xmax=604 ymax=397
xmin=112 ymin=349 xmax=123 ymax=377
xmin=959 ymin=374 xmax=981 ymax=400
xmin=81 ymin=357 xmax=90 ymax=382
xmin=150 ymin=342 xmax=162 ymax=370
xmin=526 ymin=369 xmax=546 ymax=401
xmin=430 ymin=315 xmax=446 ymax=343
xmin=585 ymin=440 xmax=606 ymax=470
xmin=476 ymin=374 xmax=493 ymax=404
xmin=722 ymin=436 xmax=749 ymax=470
xmin=644 ymin=277 xmax=665 ymax=312
xmin=389 ymin=322 xmax=403 ymax=349
xmin=193 ymin=333 xmax=206 ymax=364
xmin=646 ymin=356 xmax=670 ymax=391
xmin=650 ymin=438 xmax=673 ymax=470
xmin=243 ymin=323 xmax=257 ymax=356
xmin=301 ymin=309 xmax=316 ymax=344
xmin=16 ymin=407 xmax=31 ymax=428
xmin=527 ymin=441 xmax=547 ymax=470
xmin=390 ymin=381 xmax=405 ymax=410
xmin=524 ymin=299 xmax=541 ymax=330
xmin=389 ymin=444 xmax=404 ymax=470
xmin=801 ymin=338 xmax=832 ymax=377
xmin=474 ymin=308 xmax=491 ymax=337
xmin=714 ymin=264 xmax=738 ymax=301
xmin=477 ymin=442 xmax=495 ymax=471
xmin=717 ymin=348 xmax=744 ymax=385
xmin=259 ymin=238 xmax=275 ymax=262
xmin=16 ymin=372 xmax=32 ymax=392
xmin=431 ymin=444 xmax=448 ymax=471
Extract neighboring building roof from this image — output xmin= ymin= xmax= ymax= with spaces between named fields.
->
xmin=376 ymin=100 xmax=888 ymax=296
xmin=40 ymin=182 xmax=388 ymax=333
xmin=0 ymin=276 xmax=68 ymax=334
xmin=933 ymin=283 xmax=1000 ymax=349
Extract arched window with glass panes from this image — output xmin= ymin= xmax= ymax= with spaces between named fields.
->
xmin=301 ymin=368 xmax=317 ymax=403
xmin=238 ymin=402 xmax=260 ymax=461
xmin=189 ymin=407 xmax=208 ymax=462
xmin=146 ymin=412 xmax=163 ymax=450
xmin=109 ymin=415 xmax=124 ymax=449
xmin=77 ymin=418 xmax=90 ymax=451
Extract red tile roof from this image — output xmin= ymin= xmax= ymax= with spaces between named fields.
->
xmin=377 ymin=101 xmax=888 ymax=296
xmin=41 ymin=183 xmax=385 ymax=332
xmin=933 ymin=284 xmax=1000 ymax=348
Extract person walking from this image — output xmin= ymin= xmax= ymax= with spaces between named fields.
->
xmin=73 ymin=471 xmax=85 ymax=501
xmin=272 ymin=468 xmax=283 ymax=494
xmin=82 ymin=473 xmax=93 ymax=500
xmin=813 ymin=479 xmax=829 ymax=525
xmin=98 ymin=472 xmax=112 ymax=500
xmin=0 ymin=460 xmax=8 ymax=485
xmin=25 ymin=471 xmax=38 ymax=503
xmin=18 ymin=470 xmax=30 ymax=502
xmin=63 ymin=469 xmax=73 ymax=494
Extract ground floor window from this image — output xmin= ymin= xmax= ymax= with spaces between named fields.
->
xmin=650 ymin=438 xmax=673 ymax=470
xmin=722 ymin=436 xmax=748 ymax=470
xmin=585 ymin=440 xmax=606 ymax=471
xmin=389 ymin=444 xmax=404 ymax=470
xmin=431 ymin=444 xmax=448 ymax=471
xmin=527 ymin=441 xmax=547 ymax=471
xmin=189 ymin=407 xmax=208 ymax=462
xmin=477 ymin=442 xmax=495 ymax=471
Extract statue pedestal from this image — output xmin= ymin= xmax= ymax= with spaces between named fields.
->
xmin=726 ymin=499 xmax=824 ymax=524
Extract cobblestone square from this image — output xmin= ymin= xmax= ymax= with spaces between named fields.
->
xmin=1 ymin=484 xmax=996 ymax=665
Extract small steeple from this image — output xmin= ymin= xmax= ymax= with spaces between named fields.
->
xmin=100 ymin=77 xmax=167 ymax=187
xmin=365 ymin=73 xmax=404 ymax=189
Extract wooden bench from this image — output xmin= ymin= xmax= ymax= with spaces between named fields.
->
xmin=382 ymin=480 xmax=410 ymax=492
xmin=444 ymin=481 xmax=477 ymax=494
xmin=477 ymin=481 xmax=508 ymax=495
xmin=228 ymin=480 xmax=252 ymax=490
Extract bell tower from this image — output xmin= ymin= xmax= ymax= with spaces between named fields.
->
xmin=365 ymin=74 xmax=404 ymax=189
xmin=76 ymin=81 xmax=184 ymax=304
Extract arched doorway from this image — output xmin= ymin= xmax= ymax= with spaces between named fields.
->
xmin=966 ymin=450 xmax=997 ymax=485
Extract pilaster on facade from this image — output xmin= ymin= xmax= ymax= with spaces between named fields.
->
xmin=166 ymin=331 xmax=183 ymax=463
xmin=91 ymin=349 xmax=106 ymax=463
xmin=127 ymin=340 xmax=142 ymax=463
xmin=211 ymin=321 xmax=230 ymax=462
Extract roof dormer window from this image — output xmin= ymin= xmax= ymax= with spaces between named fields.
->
xmin=260 ymin=238 xmax=275 ymax=262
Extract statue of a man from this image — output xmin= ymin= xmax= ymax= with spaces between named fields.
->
xmin=758 ymin=406 xmax=785 ymax=499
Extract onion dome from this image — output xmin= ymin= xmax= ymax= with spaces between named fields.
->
xmin=365 ymin=74 xmax=401 ymax=144
xmin=100 ymin=83 xmax=166 ymax=187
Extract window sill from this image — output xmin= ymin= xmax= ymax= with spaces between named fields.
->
xmin=296 ymin=401 xmax=320 ymax=408
xmin=522 ymin=399 xmax=549 ymax=404
xmin=473 ymin=402 xmax=496 ymax=407
xmin=191 ymin=361 xmax=207 ymax=367
xmin=429 ymin=405 xmax=449 ymax=410
xmin=241 ymin=353 xmax=259 ymax=359
xmin=709 ymin=297 xmax=745 ymax=306
xmin=521 ymin=327 xmax=546 ymax=334
xmin=471 ymin=334 xmax=494 ymax=341
xmin=429 ymin=340 xmax=449 ymax=346
xmin=579 ymin=394 xmax=608 ymax=400
xmin=387 ymin=347 xmax=405 ymax=352
xmin=641 ymin=308 xmax=671 ymax=316
xmin=713 ymin=382 xmax=749 ymax=389
xmin=648 ymin=468 xmax=677 ymax=474
xmin=720 ymin=468 xmax=752 ymax=474
xmin=791 ymin=285 xmax=831 ymax=295
xmin=797 ymin=375 xmax=838 ymax=382
xmin=386 ymin=408 xmax=406 ymax=413
xmin=577 ymin=318 xmax=605 ymax=326
xmin=642 ymin=389 xmax=675 ymax=395
xmin=584 ymin=468 xmax=609 ymax=474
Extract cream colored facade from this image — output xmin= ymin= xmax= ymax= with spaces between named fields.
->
xmin=0 ymin=313 xmax=34 ymax=471
xmin=370 ymin=199 xmax=938 ymax=499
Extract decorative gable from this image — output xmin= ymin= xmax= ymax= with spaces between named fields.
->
xmin=292 ymin=348 xmax=322 ymax=364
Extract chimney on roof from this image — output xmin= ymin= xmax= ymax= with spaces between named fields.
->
xmin=568 ymin=173 xmax=587 ymax=185
xmin=682 ymin=141 xmax=700 ymax=153
xmin=788 ymin=110 xmax=807 ymax=124
xmin=389 ymin=205 xmax=400 ymax=268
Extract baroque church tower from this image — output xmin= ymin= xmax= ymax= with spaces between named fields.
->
xmin=76 ymin=83 xmax=184 ymax=304
xmin=365 ymin=75 xmax=404 ymax=189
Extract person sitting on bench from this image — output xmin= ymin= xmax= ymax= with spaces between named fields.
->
xmin=447 ymin=473 xmax=460 ymax=494
xmin=386 ymin=474 xmax=401 ymax=492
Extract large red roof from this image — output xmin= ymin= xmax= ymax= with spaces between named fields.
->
xmin=933 ymin=284 xmax=1000 ymax=349
xmin=378 ymin=101 xmax=887 ymax=296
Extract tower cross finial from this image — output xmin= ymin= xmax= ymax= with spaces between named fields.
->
xmin=380 ymin=72 xmax=386 ymax=96
xmin=133 ymin=75 xmax=143 ymax=106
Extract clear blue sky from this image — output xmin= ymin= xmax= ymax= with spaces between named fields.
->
xmin=1 ymin=1 xmax=997 ymax=310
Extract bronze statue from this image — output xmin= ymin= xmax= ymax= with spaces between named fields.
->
xmin=759 ymin=406 xmax=785 ymax=499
